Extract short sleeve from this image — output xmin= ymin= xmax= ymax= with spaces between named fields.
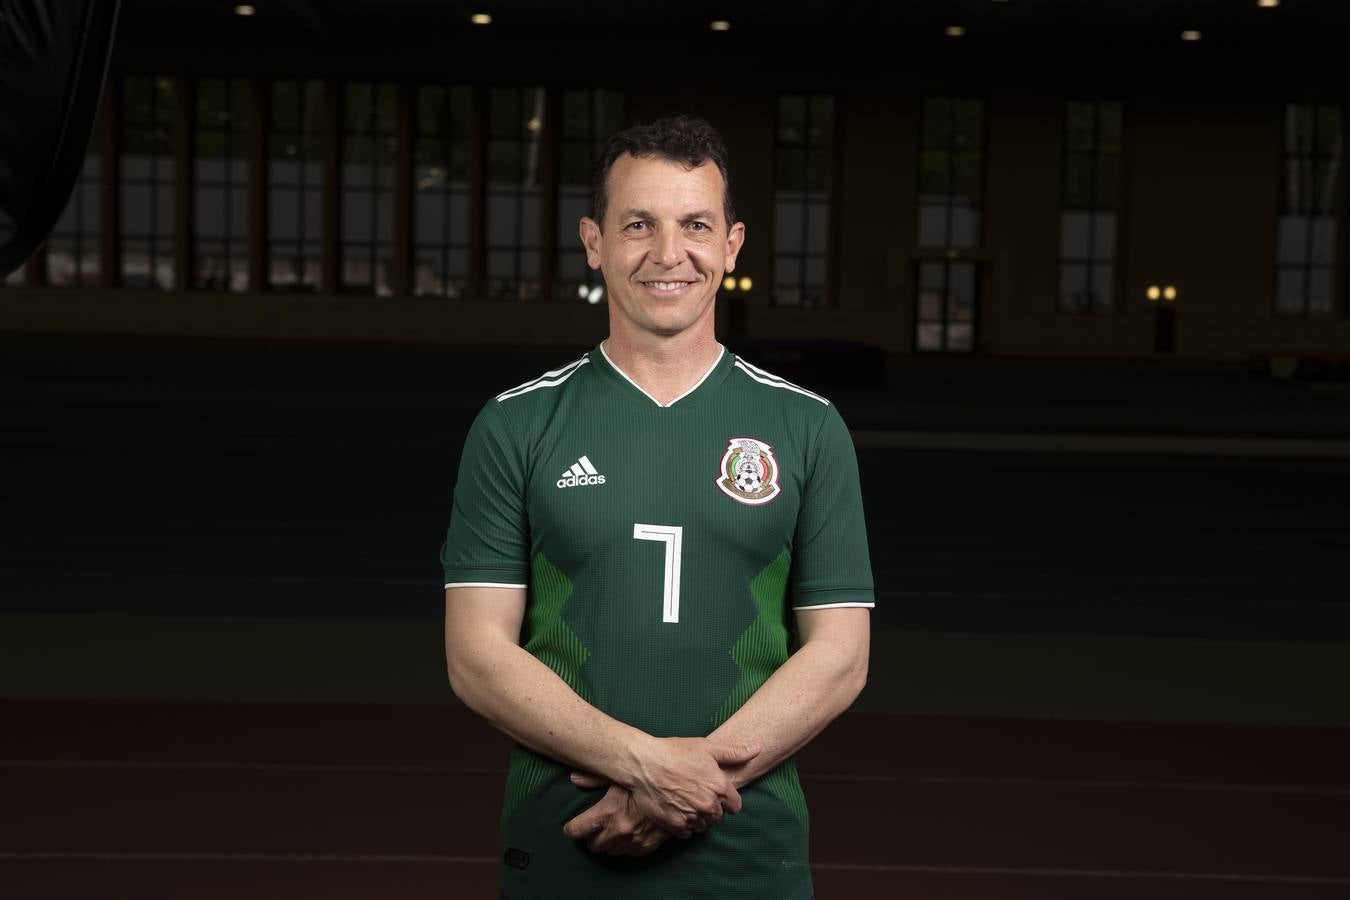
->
xmin=790 ymin=404 xmax=875 ymax=609
xmin=440 ymin=399 xmax=531 ymax=588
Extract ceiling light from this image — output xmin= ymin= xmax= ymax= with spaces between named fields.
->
xmin=945 ymin=25 xmax=966 ymax=37
xmin=1257 ymin=0 xmax=1279 ymax=7
xmin=234 ymin=4 xmax=255 ymax=15
xmin=470 ymin=13 xmax=492 ymax=25
xmin=710 ymin=20 xmax=731 ymax=32
xmin=738 ymin=277 xmax=752 ymax=291
xmin=723 ymin=276 xmax=737 ymax=291
xmin=1163 ymin=286 xmax=1178 ymax=301
xmin=1146 ymin=286 xmax=1161 ymax=301
xmin=1181 ymin=30 xmax=1202 ymax=41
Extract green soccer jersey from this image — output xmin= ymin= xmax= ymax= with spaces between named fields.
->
xmin=441 ymin=342 xmax=874 ymax=900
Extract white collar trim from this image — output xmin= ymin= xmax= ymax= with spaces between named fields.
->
xmin=598 ymin=342 xmax=725 ymax=408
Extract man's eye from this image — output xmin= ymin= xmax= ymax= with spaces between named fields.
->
xmin=626 ymin=221 xmax=647 ymax=231
xmin=688 ymin=222 xmax=708 ymax=232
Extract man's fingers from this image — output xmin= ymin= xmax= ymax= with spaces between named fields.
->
xmin=562 ymin=807 xmax=605 ymax=840
xmin=706 ymin=740 xmax=759 ymax=766
xmin=722 ymin=783 xmax=743 ymax=815
xmin=569 ymin=770 xmax=607 ymax=790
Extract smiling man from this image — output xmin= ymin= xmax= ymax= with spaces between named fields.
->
xmin=441 ymin=115 xmax=873 ymax=900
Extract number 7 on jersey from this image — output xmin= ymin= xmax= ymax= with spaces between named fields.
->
xmin=633 ymin=524 xmax=683 ymax=623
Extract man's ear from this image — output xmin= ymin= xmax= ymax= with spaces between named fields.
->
xmin=580 ymin=217 xmax=603 ymax=270
xmin=722 ymin=221 xmax=746 ymax=274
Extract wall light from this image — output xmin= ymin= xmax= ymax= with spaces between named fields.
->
xmin=710 ymin=20 xmax=731 ymax=32
xmin=471 ymin=13 xmax=492 ymax=25
xmin=234 ymin=4 xmax=255 ymax=16
xmin=723 ymin=276 xmax=737 ymax=291
xmin=1181 ymin=30 xmax=1202 ymax=41
xmin=1163 ymin=286 xmax=1178 ymax=301
xmin=587 ymin=286 xmax=605 ymax=304
xmin=738 ymin=277 xmax=753 ymax=291
xmin=945 ymin=25 xmax=966 ymax=37
xmin=1147 ymin=285 xmax=1161 ymax=301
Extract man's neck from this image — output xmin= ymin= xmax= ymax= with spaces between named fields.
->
xmin=601 ymin=330 xmax=724 ymax=407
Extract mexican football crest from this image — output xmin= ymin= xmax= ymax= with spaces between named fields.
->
xmin=716 ymin=437 xmax=780 ymax=505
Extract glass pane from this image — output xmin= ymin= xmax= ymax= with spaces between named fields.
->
xmin=1091 ymin=264 xmax=1115 ymax=312
xmin=417 ymin=86 xmax=447 ymax=136
xmin=1275 ymin=267 xmax=1305 ymax=314
xmin=1092 ymin=212 xmax=1116 ymax=261
xmin=1311 ymin=215 xmax=1337 ymax=264
xmin=1098 ymin=102 xmax=1123 ymax=152
xmin=1277 ymin=215 xmax=1309 ymax=263
xmin=1308 ymin=268 xmax=1333 ymax=315
xmin=774 ymin=200 xmax=804 ymax=254
xmin=946 ymin=323 xmax=973 ymax=351
xmin=918 ymin=150 xmax=951 ymax=196
xmin=949 ymin=262 xmax=976 ymax=314
xmin=917 ymin=290 xmax=944 ymax=322
xmin=1060 ymin=211 xmax=1090 ymax=259
xmin=1284 ymin=104 xmax=1313 ymax=155
xmin=1059 ymin=263 xmax=1089 ymax=313
xmin=272 ymin=81 xmax=298 ymax=130
xmin=921 ymin=98 xmax=952 ymax=149
xmin=562 ymin=90 xmax=591 ymax=140
xmin=487 ymin=192 xmax=517 ymax=245
xmin=1312 ymin=158 xmax=1340 ymax=213
xmin=776 ymin=148 xmax=806 ymax=191
xmin=917 ymin=205 xmax=948 ymax=248
xmin=1094 ymin=155 xmax=1118 ymax=210
xmin=1065 ymin=101 xmax=1096 ymax=152
xmin=916 ymin=322 xmax=944 ymax=351
xmin=779 ymin=95 xmax=806 ymax=144
xmin=804 ymin=256 xmax=827 ymax=289
xmin=807 ymin=95 xmax=833 ymax=145
xmin=561 ymin=142 xmax=593 ymax=185
xmin=949 ymin=208 xmax=980 ymax=248
xmin=806 ymin=148 xmax=832 ymax=192
xmin=918 ymin=260 xmax=945 ymax=291
xmin=805 ymin=202 xmax=829 ymax=254
xmin=1313 ymin=105 xmax=1343 ymax=158
xmin=953 ymin=99 xmax=983 ymax=149
xmin=952 ymin=152 xmax=982 ymax=204
xmin=488 ymin=140 xmax=521 ymax=181
xmin=1063 ymin=154 xmax=1095 ymax=209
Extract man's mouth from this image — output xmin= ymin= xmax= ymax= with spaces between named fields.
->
xmin=639 ymin=278 xmax=700 ymax=292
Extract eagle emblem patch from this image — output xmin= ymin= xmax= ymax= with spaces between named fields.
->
xmin=716 ymin=437 xmax=781 ymax=505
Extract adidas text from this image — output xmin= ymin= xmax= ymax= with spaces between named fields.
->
xmin=557 ymin=473 xmax=606 ymax=488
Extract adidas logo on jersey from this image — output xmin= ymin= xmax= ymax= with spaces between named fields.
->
xmin=556 ymin=455 xmax=606 ymax=488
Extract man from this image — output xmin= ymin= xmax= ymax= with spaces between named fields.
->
xmin=442 ymin=115 xmax=872 ymax=900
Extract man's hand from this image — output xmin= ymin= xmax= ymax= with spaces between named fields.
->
xmin=624 ymin=737 xmax=758 ymax=834
xmin=563 ymin=785 xmax=674 ymax=856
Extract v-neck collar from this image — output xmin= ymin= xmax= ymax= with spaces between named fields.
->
xmin=592 ymin=341 xmax=732 ymax=409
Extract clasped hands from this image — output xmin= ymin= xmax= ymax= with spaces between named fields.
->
xmin=561 ymin=736 xmax=758 ymax=857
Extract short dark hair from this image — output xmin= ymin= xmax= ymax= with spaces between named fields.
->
xmin=592 ymin=115 xmax=736 ymax=230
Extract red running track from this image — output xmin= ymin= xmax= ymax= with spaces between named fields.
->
xmin=2 ymin=699 xmax=1348 ymax=899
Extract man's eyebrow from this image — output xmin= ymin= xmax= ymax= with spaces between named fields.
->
xmin=615 ymin=208 xmax=719 ymax=223
xmin=681 ymin=209 xmax=718 ymax=223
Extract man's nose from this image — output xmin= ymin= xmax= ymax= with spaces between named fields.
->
xmin=652 ymin=227 xmax=685 ymax=267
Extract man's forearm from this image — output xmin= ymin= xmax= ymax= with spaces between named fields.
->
xmin=708 ymin=617 xmax=868 ymax=788
xmin=448 ymin=635 xmax=654 ymax=789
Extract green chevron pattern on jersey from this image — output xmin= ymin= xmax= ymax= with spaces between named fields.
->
xmin=501 ymin=554 xmax=591 ymax=823
xmin=712 ymin=550 xmax=809 ymax=828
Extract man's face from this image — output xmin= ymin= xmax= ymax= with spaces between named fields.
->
xmin=580 ymin=154 xmax=744 ymax=341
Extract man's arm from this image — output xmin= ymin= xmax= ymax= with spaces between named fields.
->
xmin=708 ymin=606 xmax=869 ymax=787
xmin=444 ymin=586 xmax=757 ymax=834
xmin=563 ymin=606 xmax=867 ymax=851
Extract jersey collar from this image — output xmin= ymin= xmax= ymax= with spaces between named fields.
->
xmin=592 ymin=341 xmax=733 ymax=409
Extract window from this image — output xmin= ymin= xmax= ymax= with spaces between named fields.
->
xmin=121 ymin=75 xmax=176 ymax=289
xmin=1276 ymin=103 xmax=1342 ymax=317
xmin=772 ymin=94 xmax=834 ymax=307
xmin=195 ymin=77 xmax=250 ymax=291
xmin=1058 ymin=100 xmax=1122 ymax=314
xmin=485 ymin=86 xmax=545 ymax=300
xmin=341 ymin=82 xmax=396 ymax=295
xmin=556 ymin=89 xmax=624 ymax=303
xmin=917 ymin=97 xmax=984 ymax=249
xmin=916 ymin=260 xmax=977 ymax=352
xmin=413 ymin=85 xmax=472 ymax=299
xmin=45 ymin=105 xmax=106 ymax=287
xmin=268 ymin=79 xmax=323 ymax=292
